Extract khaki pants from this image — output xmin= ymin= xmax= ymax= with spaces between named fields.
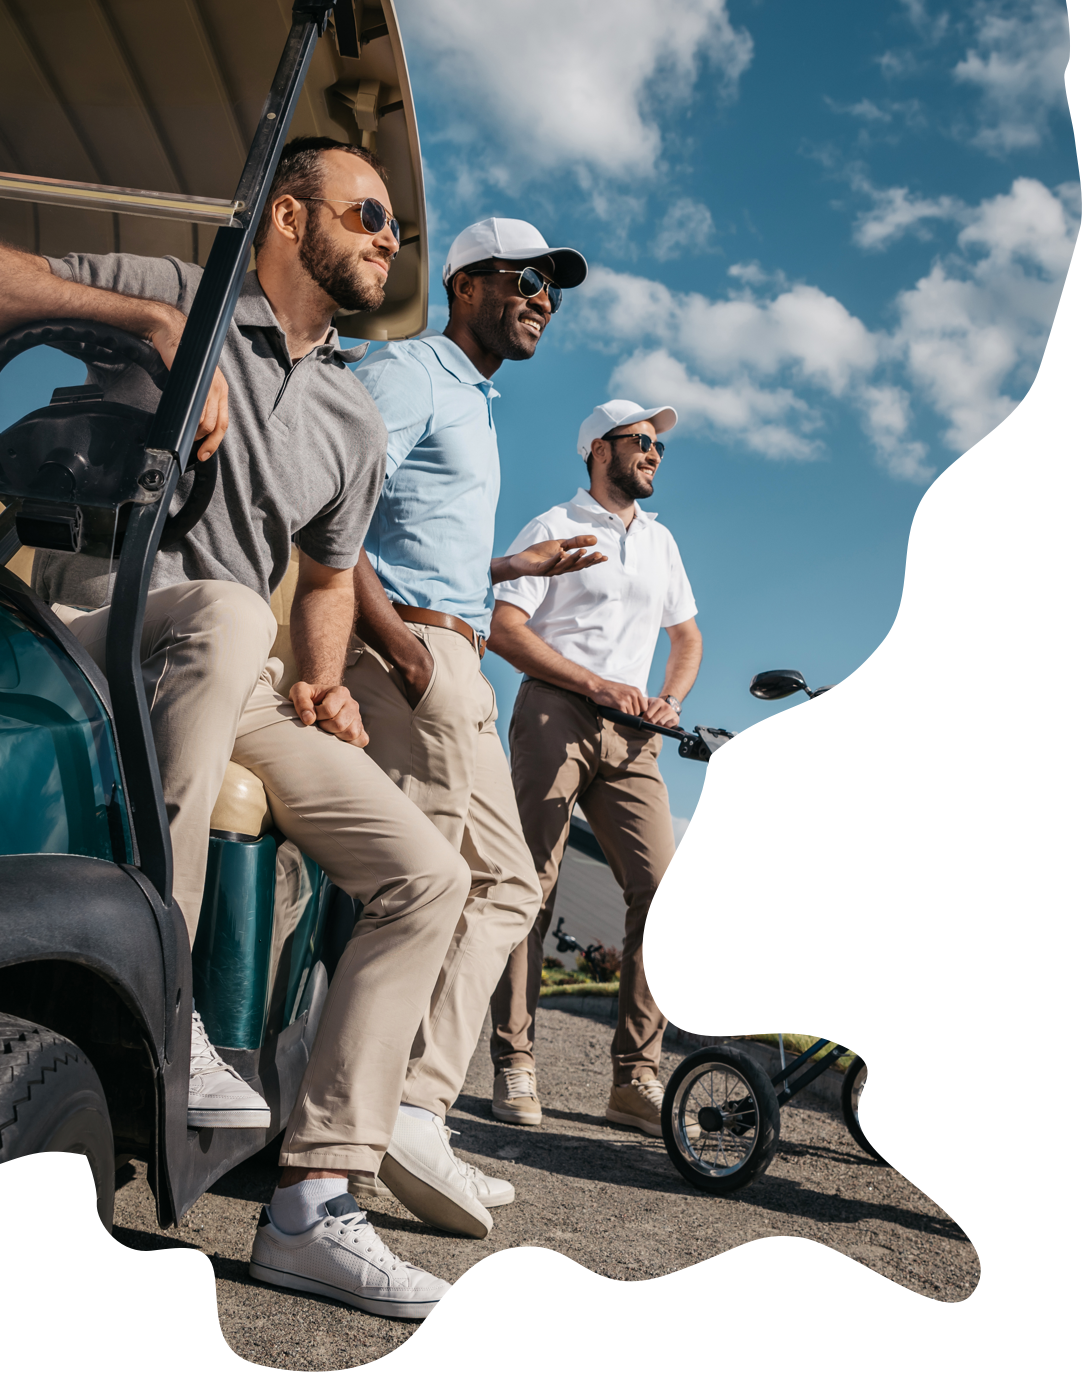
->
xmin=60 ymin=580 xmax=470 ymax=1173
xmin=489 ymin=678 xmax=676 ymax=1086
xmin=344 ymin=624 xmax=542 ymax=1119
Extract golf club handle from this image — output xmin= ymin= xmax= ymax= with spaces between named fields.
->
xmin=596 ymin=704 xmax=688 ymax=741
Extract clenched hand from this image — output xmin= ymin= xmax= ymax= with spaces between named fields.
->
xmin=290 ymin=682 xmax=369 ymax=747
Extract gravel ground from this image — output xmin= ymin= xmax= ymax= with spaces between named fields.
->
xmin=113 ymin=1007 xmax=979 ymax=1369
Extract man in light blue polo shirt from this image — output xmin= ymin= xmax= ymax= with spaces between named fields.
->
xmin=344 ymin=218 xmax=592 ymax=1240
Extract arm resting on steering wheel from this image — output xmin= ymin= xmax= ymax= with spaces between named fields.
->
xmin=0 ymin=243 xmax=228 ymax=460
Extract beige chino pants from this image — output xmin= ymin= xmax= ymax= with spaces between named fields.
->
xmin=489 ymin=678 xmax=676 ymax=1085
xmin=344 ymin=624 xmax=542 ymax=1120
xmin=59 ymin=580 xmax=470 ymax=1173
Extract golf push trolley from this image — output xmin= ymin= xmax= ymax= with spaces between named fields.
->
xmin=594 ymin=668 xmax=881 ymax=1195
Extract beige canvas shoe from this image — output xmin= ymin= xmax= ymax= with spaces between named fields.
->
xmin=606 ymin=1076 xmax=702 ymax=1140
xmin=492 ymin=1066 xmax=542 ymax=1126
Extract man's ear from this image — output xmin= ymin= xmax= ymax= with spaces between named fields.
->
xmin=590 ymin=437 xmax=610 ymax=469
xmin=270 ymin=194 xmax=306 ymax=247
xmin=451 ymin=270 xmax=477 ymax=307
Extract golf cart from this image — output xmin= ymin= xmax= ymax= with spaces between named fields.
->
xmin=0 ymin=0 xmax=426 ymax=1231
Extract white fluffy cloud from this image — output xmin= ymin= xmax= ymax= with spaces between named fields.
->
xmin=852 ymin=181 xmax=965 ymax=250
xmin=893 ymin=177 xmax=1077 ymax=450
xmin=569 ymin=177 xmax=1077 ymax=480
xmin=401 ymin=0 xmax=752 ymax=197
xmin=953 ymin=0 xmax=1070 ymax=154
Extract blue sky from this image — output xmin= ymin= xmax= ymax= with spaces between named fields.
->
xmin=0 ymin=1 xmax=1075 ymax=826
xmin=394 ymin=0 xmax=1079 ymax=821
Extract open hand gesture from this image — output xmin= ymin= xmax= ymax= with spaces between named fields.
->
xmin=494 ymin=535 xmax=607 ymax=584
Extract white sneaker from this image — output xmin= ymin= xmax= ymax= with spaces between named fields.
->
xmin=452 ymin=1149 xmax=515 ymax=1208
xmin=250 ymin=1193 xmax=449 ymax=1319
xmin=187 ymin=1010 xmax=271 ymax=1129
xmin=380 ymin=1113 xmax=494 ymax=1238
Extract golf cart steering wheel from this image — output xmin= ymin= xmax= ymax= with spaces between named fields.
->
xmin=0 ymin=318 xmax=218 ymax=548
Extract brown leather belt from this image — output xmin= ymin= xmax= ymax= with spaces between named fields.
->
xmin=393 ymin=603 xmax=486 ymax=657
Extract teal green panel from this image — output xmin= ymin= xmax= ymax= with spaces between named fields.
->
xmin=0 ymin=604 xmax=129 ymax=861
xmin=279 ymin=855 xmax=332 ymax=1032
xmin=192 ymin=834 xmax=277 ymax=1050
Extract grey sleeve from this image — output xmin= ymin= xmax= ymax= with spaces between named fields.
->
xmin=44 ymin=253 xmax=194 ymax=311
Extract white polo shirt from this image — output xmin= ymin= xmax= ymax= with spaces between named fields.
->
xmin=496 ymin=488 xmax=698 ymax=692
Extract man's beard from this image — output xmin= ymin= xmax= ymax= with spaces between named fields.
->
xmin=299 ymin=215 xmax=386 ymax=313
xmin=472 ymin=291 xmax=539 ymax=361
xmin=609 ymin=459 xmax=654 ymax=503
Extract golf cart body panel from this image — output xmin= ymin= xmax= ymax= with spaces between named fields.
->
xmin=0 ymin=2 xmax=424 ymax=1228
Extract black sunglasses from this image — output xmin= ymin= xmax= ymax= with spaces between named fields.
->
xmin=301 ymin=197 xmax=400 ymax=244
xmin=606 ymin=431 xmax=665 ymax=458
xmin=467 ymin=266 xmax=562 ymax=314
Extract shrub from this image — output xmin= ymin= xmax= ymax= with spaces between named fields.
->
xmin=577 ymin=946 xmax=621 ymax=981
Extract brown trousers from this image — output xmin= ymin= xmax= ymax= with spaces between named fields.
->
xmin=489 ymin=678 xmax=676 ymax=1085
xmin=344 ymin=625 xmax=542 ymax=1119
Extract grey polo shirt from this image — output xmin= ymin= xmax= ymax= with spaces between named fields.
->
xmin=32 ymin=254 xmax=386 ymax=608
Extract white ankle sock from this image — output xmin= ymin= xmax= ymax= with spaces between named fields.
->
xmin=269 ymin=1178 xmax=348 ymax=1234
xmin=399 ymin=1103 xmax=440 ymax=1124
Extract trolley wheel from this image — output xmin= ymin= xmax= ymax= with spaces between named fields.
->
xmin=841 ymin=1056 xmax=884 ymax=1162
xmin=661 ymin=1045 xmax=781 ymax=1195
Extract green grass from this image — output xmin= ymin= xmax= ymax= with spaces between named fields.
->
xmin=539 ymin=981 xmax=620 ymax=998
xmin=741 ymin=1033 xmax=856 ymax=1073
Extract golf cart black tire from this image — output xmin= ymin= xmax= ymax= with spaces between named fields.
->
xmin=0 ymin=1014 xmax=116 ymax=1230
xmin=841 ymin=1056 xmax=885 ymax=1162
xmin=661 ymin=1045 xmax=781 ymax=1195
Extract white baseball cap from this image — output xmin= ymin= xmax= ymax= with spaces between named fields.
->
xmin=442 ymin=217 xmax=588 ymax=288
xmin=577 ymin=399 xmax=678 ymax=461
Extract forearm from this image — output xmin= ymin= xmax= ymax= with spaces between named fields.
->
xmin=487 ymin=619 xmax=602 ymax=696
xmin=352 ymin=553 xmax=431 ymax=676
xmin=658 ymin=632 xmax=702 ymax=703
xmin=0 ymin=243 xmax=176 ymax=337
xmin=290 ymin=584 xmax=355 ymax=688
xmin=489 ymin=555 xmax=516 ymax=585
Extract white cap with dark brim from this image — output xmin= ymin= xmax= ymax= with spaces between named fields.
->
xmin=577 ymin=399 xmax=679 ymax=460
xmin=443 ymin=217 xmax=588 ymax=289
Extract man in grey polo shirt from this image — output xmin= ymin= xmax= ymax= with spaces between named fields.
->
xmin=2 ymin=136 xmax=467 ymax=1316
xmin=345 ymin=219 xmax=596 ymax=1239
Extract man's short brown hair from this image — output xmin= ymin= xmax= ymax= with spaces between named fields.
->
xmin=254 ymin=136 xmax=390 ymax=252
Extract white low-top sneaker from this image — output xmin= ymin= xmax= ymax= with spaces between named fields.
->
xmin=187 ymin=1010 xmax=271 ymax=1129
xmin=250 ymin=1194 xmax=450 ymax=1319
xmin=380 ymin=1113 xmax=494 ymax=1238
xmin=453 ymin=1146 xmax=515 ymax=1208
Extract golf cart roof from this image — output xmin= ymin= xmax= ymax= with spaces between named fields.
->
xmin=0 ymin=0 xmax=426 ymax=341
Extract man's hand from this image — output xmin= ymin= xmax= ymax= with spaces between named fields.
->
xmin=290 ymin=681 xmax=369 ymax=746
xmin=398 ymin=646 xmax=435 ymax=709
xmin=492 ymin=536 xmax=606 ymax=584
xmin=642 ymin=695 xmax=681 ymax=728
xmin=148 ymin=308 xmax=229 ymax=461
xmin=588 ymin=678 xmax=648 ymax=716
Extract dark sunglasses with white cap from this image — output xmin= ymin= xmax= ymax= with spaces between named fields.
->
xmin=465 ymin=265 xmax=563 ymax=313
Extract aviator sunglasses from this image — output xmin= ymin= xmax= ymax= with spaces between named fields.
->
xmin=606 ymin=431 xmax=665 ymax=458
xmin=301 ymin=197 xmax=400 ymax=244
xmin=466 ymin=266 xmax=563 ymax=314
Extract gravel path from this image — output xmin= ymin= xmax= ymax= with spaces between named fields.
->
xmin=113 ymin=1007 xmax=978 ymax=1368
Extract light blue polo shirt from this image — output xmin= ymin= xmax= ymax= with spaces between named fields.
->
xmin=354 ymin=335 xmax=500 ymax=635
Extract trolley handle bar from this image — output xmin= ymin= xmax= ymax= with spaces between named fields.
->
xmin=596 ymin=704 xmax=690 ymax=742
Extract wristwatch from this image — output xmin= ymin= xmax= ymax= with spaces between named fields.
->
xmin=663 ymin=694 xmax=682 ymax=716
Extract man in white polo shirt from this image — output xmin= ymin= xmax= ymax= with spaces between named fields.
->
xmin=487 ymin=398 xmax=702 ymax=1137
